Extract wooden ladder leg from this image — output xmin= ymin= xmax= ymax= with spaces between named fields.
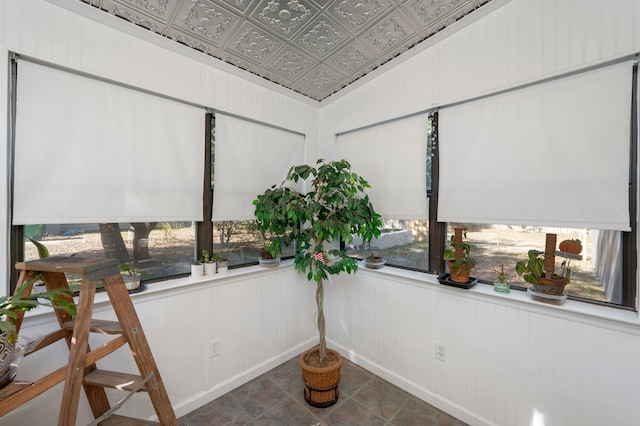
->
xmin=41 ymin=271 xmax=112 ymax=421
xmin=103 ymin=275 xmax=178 ymax=425
xmin=57 ymin=274 xmax=98 ymax=426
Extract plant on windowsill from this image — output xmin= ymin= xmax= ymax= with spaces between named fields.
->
xmin=119 ymin=263 xmax=141 ymax=291
xmin=443 ymin=227 xmax=476 ymax=283
xmin=364 ymin=253 xmax=385 ymax=269
xmin=191 ymin=257 xmax=204 ymax=278
xmin=216 ymin=253 xmax=229 ymax=274
xmin=257 ymin=230 xmax=281 ymax=268
xmin=253 ymin=159 xmax=382 ymax=408
xmin=515 ymin=233 xmax=571 ymax=296
xmin=202 ymin=250 xmax=218 ymax=275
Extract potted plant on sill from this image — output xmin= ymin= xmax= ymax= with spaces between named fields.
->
xmin=515 ymin=233 xmax=571 ymax=296
xmin=119 ymin=263 xmax=141 ymax=291
xmin=364 ymin=253 xmax=385 ymax=269
xmin=258 ymin=230 xmax=281 ymax=268
xmin=202 ymin=250 xmax=218 ymax=275
xmin=0 ymin=280 xmax=76 ymax=385
xmin=443 ymin=227 xmax=475 ymax=283
xmin=191 ymin=257 xmax=204 ymax=278
xmin=217 ymin=253 xmax=229 ymax=274
xmin=253 ymin=159 xmax=382 ymax=408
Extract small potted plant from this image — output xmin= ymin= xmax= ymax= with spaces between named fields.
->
xmin=216 ymin=253 xmax=229 ymax=274
xmin=0 ymin=281 xmax=76 ymax=385
xmin=191 ymin=257 xmax=204 ymax=278
xmin=443 ymin=227 xmax=475 ymax=283
xmin=202 ymin=250 xmax=218 ymax=275
xmin=258 ymin=231 xmax=281 ymax=268
xmin=515 ymin=233 xmax=570 ymax=296
xmin=364 ymin=253 xmax=385 ymax=269
xmin=119 ymin=263 xmax=140 ymax=291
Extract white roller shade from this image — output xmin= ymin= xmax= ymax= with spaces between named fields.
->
xmin=212 ymin=114 xmax=305 ymax=221
xmin=438 ymin=62 xmax=633 ymax=231
xmin=13 ymin=60 xmax=205 ymax=224
xmin=336 ymin=114 xmax=429 ymax=219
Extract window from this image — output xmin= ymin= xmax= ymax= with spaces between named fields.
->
xmin=436 ymin=61 xmax=638 ymax=309
xmin=447 ymin=224 xmax=624 ymax=304
xmin=9 ymin=61 xmax=302 ymax=289
xmin=344 ymin=114 xmax=435 ymax=271
xmin=22 ymin=222 xmax=195 ymax=282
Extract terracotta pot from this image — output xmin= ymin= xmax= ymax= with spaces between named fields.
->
xmin=533 ymin=277 xmax=569 ymax=296
xmin=447 ymin=260 xmax=473 ymax=283
xmin=299 ymin=348 xmax=343 ymax=408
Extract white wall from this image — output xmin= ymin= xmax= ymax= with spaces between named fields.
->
xmin=3 ymin=0 xmax=640 ymax=425
xmin=320 ymin=0 xmax=640 ymax=425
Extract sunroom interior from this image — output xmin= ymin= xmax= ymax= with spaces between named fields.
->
xmin=2 ymin=0 xmax=640 ymax=425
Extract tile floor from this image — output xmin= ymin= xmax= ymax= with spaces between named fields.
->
xmin=178 ymin=354 xmax=467 ymax=426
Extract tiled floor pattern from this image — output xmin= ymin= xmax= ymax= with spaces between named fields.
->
xmin=179 ymin=354 xmax=467 ymax=425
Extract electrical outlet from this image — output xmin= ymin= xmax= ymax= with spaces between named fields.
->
xmin=435 ymin=342 xmax=447 ymax=362
xmin=209 ymin=339 xmax=221 ymax=358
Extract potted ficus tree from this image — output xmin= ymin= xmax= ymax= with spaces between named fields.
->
xmin=253 ymin=159 xmax=381 ymax=408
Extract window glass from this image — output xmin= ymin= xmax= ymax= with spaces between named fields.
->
xmin=346 ymin=219 xmax=429 ymax=270
xmin=23 ymin=222 xmax=195 ymax=281
xmin=210 ymin=221 xmax=295 ymax=267
xmin=447 ymin=224 xmax=620 ymax=304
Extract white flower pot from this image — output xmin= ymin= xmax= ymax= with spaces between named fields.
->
xmin=217 ymin=261 xmax=228 ymax=274
xmin=123 ymin=275 xmax=141 ymax=291
xmin=204 ymin=262 xmax=217 ymax=275
xmin=191 ymin=263 xmax=204 ymax=278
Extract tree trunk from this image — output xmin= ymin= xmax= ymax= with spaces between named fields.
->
xmin=316 ymin=277 xmax=326 ymax=363
xmin=99 ymin=223 xmax=129 ymax=263
xmin=130 ymin=222 xmax=157 ymax=260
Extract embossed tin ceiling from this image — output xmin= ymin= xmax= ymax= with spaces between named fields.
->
xmin=80 ymin=0 xmax=492 ymax=101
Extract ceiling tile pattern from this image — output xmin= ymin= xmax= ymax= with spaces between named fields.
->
xmin=81 ymin=0 xmax=492 ymax=101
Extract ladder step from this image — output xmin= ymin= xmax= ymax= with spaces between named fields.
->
xmin=62 ymin=319 xmax=123 ymax=334
xmin=98 ymin=414 xmax=159 ymax=425
xmin=84 ymin=370 xmax=147 ymax=392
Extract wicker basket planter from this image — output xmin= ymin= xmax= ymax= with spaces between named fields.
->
xmin=299 ymin=348 xmax=343 ymax=408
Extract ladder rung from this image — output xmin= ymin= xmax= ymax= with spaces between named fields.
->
xmin=98 ymin=414 xmax=159 ymax=425
xmin=84 ymin=370 xmax=147 ymax=392
xmin=25 ymin=328 xmax=70 ymax=356
xmin=62 ymin=319 xmax=123 ymax=334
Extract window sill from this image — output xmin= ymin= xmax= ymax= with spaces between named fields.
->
xmin=357 ymin=262 xmax=640 ymax=336
xmin=21 ymin=259 xmax=640 ymax=336
xmin=21 ymin=260 xmax=296 ymax=327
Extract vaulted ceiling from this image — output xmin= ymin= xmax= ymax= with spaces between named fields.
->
xmin=80 ymin=0 xmax=492 ymax=101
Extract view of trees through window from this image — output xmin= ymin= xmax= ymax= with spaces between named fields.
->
xmin=23 ymin=222 xmax=195 ymax=281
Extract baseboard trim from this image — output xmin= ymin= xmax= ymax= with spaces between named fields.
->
xmin=329 ymin=340 xmax=496 ymax=426
xmin=169 ymin=338 xmax=316 ymax=419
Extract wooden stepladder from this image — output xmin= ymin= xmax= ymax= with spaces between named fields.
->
xmin=0 ymin=257 xmax=177 ymax=425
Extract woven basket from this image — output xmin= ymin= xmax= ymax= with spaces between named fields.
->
xmin=299 ymin=348 xmax=343 ymax=408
